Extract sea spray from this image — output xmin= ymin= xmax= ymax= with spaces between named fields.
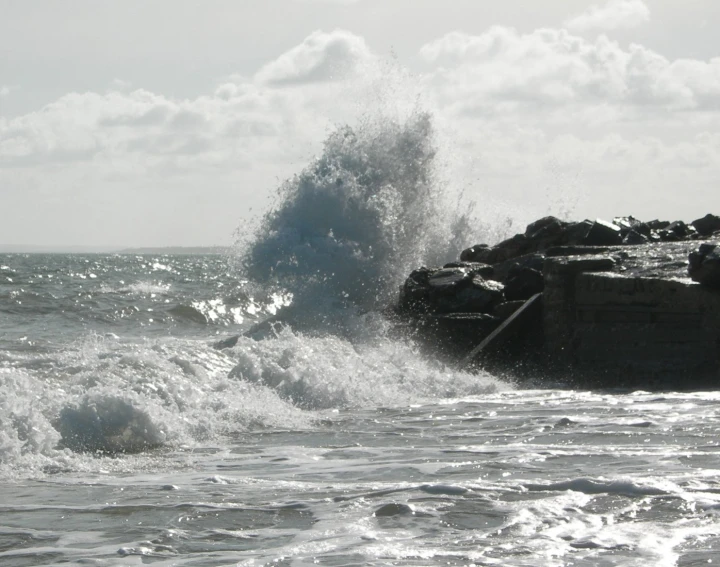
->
xmin=238 ymin=109 xmax=480 ymax=319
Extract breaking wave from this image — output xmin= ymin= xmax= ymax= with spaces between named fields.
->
xmin=238 ymin=108 xmax=480 ymax=319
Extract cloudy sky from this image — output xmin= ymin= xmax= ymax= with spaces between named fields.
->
xmin=1 ymin=0 xmax=719 ymax=249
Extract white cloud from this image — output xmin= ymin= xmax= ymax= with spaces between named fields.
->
xmin=420 ymin=27 xmax=720 ymax=111
xmin=564 ymin=0 xmax=650 ymax=33
xmin=255 ymin=29 xmax=372 ymax=85
xmin=3 ymin=26 xmax=720 ymax=247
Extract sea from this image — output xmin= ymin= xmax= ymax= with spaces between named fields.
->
xmin=1 ymin=109 xmax=719 ymax=566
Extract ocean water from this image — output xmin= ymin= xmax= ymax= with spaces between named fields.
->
xmin=2 ymin=110 xmax=720 ymax=566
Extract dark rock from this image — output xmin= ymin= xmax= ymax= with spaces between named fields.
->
xmin=647 ymin=219 xmax=671 ymax=230
xmin=525 ymin=215 xmax=563 ymax=238
xmin=612 ymin=216 xmax=644 ymax=231
xmin=427 ymin=267 xmax=472 ymax=294
xmin=563 ymin=220 xmax=593 ymax=245
xmin=525 ymin=216 xmax=571 ymax=247
xmin=489 ymin=234 xmax=531 ymax=263
xmin=658 ymin=221 xmax=696 ymax=242
xmin=493 ymin=300 xmax=526 ymax=319
xmin=614 ymin=216 xmax=651 ymax=240
xmin=692 ymin=214 xmax=720 ymax=236
xmin=460 ymin=244 xmax=491 ymax=263
xmin=504 ymin=267 xmax=545 ymax=301
xmin=443 ymin=261 xmax=494 ymax=279
xmin=688 ymin=243 xmax=720 ymax=288
xmin=491 ymin=253 xmax=545 ymax=282
xmin=399 ymin=267 xmax=433 ymax=312
xmin=435 ymin=276 xmax=504 ymax=313
xmin=583 ymin=219 xmax=622 ymax=246
xmin=622 ymin=230 xmax=649 ymax=245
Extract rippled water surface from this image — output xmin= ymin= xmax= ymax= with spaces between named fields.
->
xmin=2 ymin=254 xmax=720 ymax=566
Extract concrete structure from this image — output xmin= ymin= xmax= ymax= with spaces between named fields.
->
xmin=543 ymin=243 xmax=720 ymax=389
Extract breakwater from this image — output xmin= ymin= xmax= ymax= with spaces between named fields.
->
xmin=397 ymin=215 xmax=720 ymax=389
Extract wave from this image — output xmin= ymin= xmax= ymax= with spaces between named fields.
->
xmin=238 ymin=109 xmax=481 ymax=321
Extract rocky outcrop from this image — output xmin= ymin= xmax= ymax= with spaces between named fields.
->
xmin=689 ymin=243 xmax=720 ymax=289
xmin=459 ymin=214 xmax=717 ymax=270
xmin=397 ymin=214 xmax=720 ymax=389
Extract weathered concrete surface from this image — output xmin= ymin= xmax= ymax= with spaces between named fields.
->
xmin=461 ymin=293 xmax=543 ymax=370
xmin=543 ymin=242 xmax=720 ymax=389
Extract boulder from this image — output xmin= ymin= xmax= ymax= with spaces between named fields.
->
xmin=688 ymin=243 xmax=720 ymax=288
xmin=491 ymin=253 xmax=545 ymax=282
xmin=460 ymin=244 xmax=491 ymax=263
xmin=647 ymin=220 xmax=671 ymax=230
xmin=692 ymin=214 xmax=720 ymax=237
xmin=427 ymin=267 xmax=472 ymax=294
xmin=563 ymin=220 xmax=595 ymax=245
xmin=489 ymin=234 xmax=531 ymax=263
xmin=583 ymin=219 xmax=622 ymax=246
xmin=658 ymin=221 xmax=696 ymax=242
xmin=622 ymin=230 xmax=648 ymax=245
xmin=504 ymin=266 xmax=545 ymax=301
xmin=400 ymin=266 xmax=504 ymax=315
xmin=435 ymin=275 xmax=504 ymax=313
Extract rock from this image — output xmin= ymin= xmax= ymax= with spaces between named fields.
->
xmin=491 ymin=253 xmax=545 ymax=282
xmin=427 ymin=267 xmax=472 ymax=294
xmin=583 ymin=219 xmax=622 ymax=246
xmin=612 ymin=216 xmax=643 ymax=231
xmin=489 ymin=234 xmax=531 ymax=263
xmin=658 ymin=221 xmax=696 ymax=242
xmin=443 ymin=261 xmax=494 ymax=279
xmin=504 ymin=266 xmax=545 ymax=301
xmin=622 ymin=230 xmax=648 ymax=245
xmin=525 ymin=215 xmax=562 ymax=237
xmin=435 ymin=276 xmax=504 ymax=313
xmin=688 ymin=243 xmax=720 ymax=288
xmin=647 ymin=220 xmax=670 ymax=230
xmin=692 ymin=214 xmax=720 ymax=237
xmin=564 ymin=220 xmax=595 ymax=245
xmin=460 ymin=244 xmax=491 ymax=263
xmin=400 ymin=266 xmax=503 ymax=315
xmin=399 ymin=267 xmax=433 ymax=312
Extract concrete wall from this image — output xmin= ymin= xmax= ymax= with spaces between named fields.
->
xmin=543 ymin=256 xmax=720 ymax=388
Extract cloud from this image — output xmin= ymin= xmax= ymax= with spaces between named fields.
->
xmin=255 ymin=29 xmax=373 ymax=85
xmin=0 ymin=85 xmax=19 ymax=97
xmin=0 ymin=31 xmax=380 ymax=170
xmin=564 ymin=0 xmax=650 ymax=33
xmin=420 ymin=27 xmax=720 ymax=111
xmin=3 ymin=26 xmax=720 ymax=247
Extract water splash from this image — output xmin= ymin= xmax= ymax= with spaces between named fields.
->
xmin=239 ymin=109 xmax=477 ymax=319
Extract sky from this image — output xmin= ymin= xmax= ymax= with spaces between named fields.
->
xmin=1 ymin=0 xmax=719 ymax=249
